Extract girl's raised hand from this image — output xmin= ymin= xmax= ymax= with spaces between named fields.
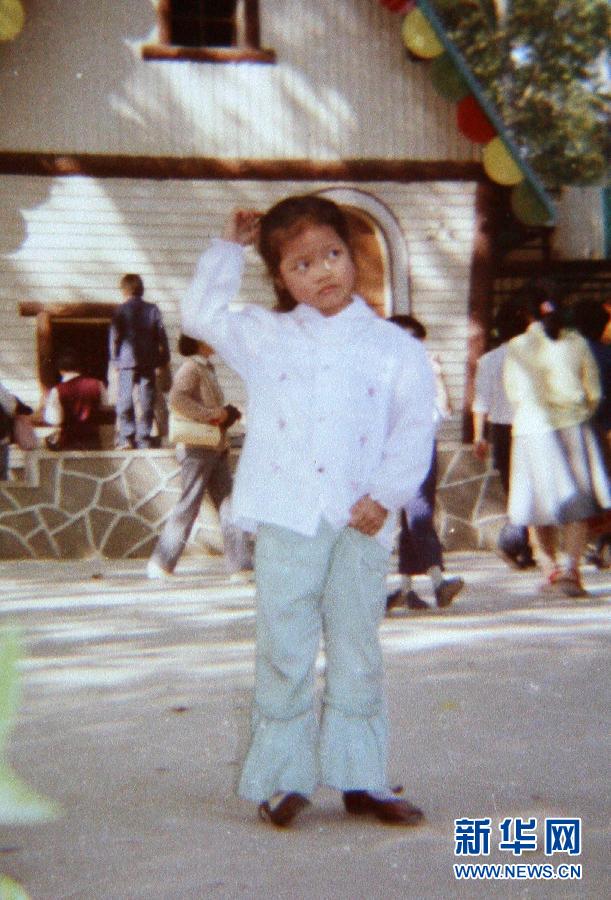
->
xmin=224 ymin=209 xmax=261 ymax=246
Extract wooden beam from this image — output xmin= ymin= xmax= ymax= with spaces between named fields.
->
xmin=0 ymin=153 xmax=484 ymax=183
xmin=463 ymin=181 xmax=502 ymax=442
xmin=19 ymin=301 xmax=118 ymax=318
xmin=141 ymin=44 xmax=276 ymax=63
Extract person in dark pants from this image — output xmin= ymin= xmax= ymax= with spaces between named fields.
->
xmin=472 ymin=300 xmax=535 ymax=569
xmin=571 ymin=299 xmax=611 ymax=568
xmin=386 ymin=315 xmax=464 ymax=612
xmin=109 ymin=273 xmax=170 ymax=449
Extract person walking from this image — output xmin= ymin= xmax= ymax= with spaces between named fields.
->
xmin=385 ymin=315 xmax=464 ymax=611
xmin=182 ymin=196 xmax=436 ymax=828
xmin=472 ymin=300 xmax=535 ymax=569
xmin=109 ymin=273 xmax=170 ymax=449
xmin=147 ymin=334 xmax=241 ymax=578
xmin=503 ymin=281 xmax=610 ymax=597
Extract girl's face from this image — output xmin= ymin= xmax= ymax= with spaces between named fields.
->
xmin=275 ymin=223 xmax=356 ymax=317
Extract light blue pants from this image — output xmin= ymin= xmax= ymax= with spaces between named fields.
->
xmin=116 ymin=368 xmax=155 ymax=448
xmin=238 ymin=519 xmax=390 ymax=802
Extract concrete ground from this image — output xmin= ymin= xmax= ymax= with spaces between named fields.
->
xmin=0 ymin=551 xmax=609 ymax=900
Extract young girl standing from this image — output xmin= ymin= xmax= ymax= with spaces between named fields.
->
xmin=182 ymin=195 xmax=436 ymax=827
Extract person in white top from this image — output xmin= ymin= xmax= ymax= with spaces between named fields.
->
xmin=181 ymin=196 xmax=436 ymax=828
xmin=0 ymin=381 xmax=33 ymax=479
xmin=472 ymin=300 xmax=535 ymax=569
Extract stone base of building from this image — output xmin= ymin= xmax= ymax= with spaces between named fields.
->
xmin=0 ymin=444 xmax=509 ymax=560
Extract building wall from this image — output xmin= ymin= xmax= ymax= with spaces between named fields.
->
xmin=0 ymin=0 xmax=479 ymax=162
xmin=0 ymin=175 xmax=477 ymax=443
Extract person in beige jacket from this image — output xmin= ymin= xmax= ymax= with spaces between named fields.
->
xmin=147 ymin=334 xmax=241 ymax=577
xmin=503 ymin=282 xmax=610 ymax=597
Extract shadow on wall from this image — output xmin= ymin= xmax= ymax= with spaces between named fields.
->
xmin=0 ymin=0 xmax=154 ymax=153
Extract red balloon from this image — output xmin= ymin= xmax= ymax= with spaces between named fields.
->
xmin=380 ymin=0 xmax=417 ymax=12
xmin=456 ymin=95 xmax=496 ymax=144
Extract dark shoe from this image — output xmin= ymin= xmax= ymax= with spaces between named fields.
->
xmin=343 ymin=791 xmax=424 ymax=826
xmin=386 ymin=589 xmax=429 ymax=612
xmin=434 ymin=577 xmax=464 ymax=608
xmin=386 ymin=589 xmax=405 ymax=612
xmin=406 ymin=590 xmax=430 ymax=610
xmin=258 ymin=792 xmax=310 ymax=828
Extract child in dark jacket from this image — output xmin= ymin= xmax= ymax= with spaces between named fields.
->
xmin=110 ymin=273 xmax=170 ymax=448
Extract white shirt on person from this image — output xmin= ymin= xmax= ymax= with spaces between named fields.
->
xmin=0 ymin=381 xmax=18 ymax=447
xmin=472 ymin=343 xmax=514 ymax=426
xmin=181 ymin=239 xmax=436 ymax=548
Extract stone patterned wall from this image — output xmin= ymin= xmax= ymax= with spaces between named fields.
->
xmin=0 ymin=446 xmax=508 ymax=560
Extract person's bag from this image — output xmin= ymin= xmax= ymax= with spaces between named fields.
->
xmin=12 ymin=415 xmax=38 ymax=451
xmin=168 ymin=411 xmax=221 ymax=448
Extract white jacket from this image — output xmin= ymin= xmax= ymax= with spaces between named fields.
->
xmin=182 ymin=239 xmax=436 ymax=548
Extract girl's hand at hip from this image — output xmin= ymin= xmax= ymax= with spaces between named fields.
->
xmin=224 ymin=209 xmax=261 ymax=246
xmin=349 ymin=495 xmax=388 ymax=536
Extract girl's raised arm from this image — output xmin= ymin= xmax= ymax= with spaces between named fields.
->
xmin=181 ymin=213 xmax=273 ymax=379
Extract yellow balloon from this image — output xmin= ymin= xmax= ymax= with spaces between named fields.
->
xmin=0 ymin=0 xmax=25 ymax=41
xmin=401 ymin=9 xmax=443 ymax=59
xmin=482 ymin=137 xmax=524 ymax=186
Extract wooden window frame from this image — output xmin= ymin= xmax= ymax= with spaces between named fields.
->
xmin=142 ymin=0 xmax=276 ymax=64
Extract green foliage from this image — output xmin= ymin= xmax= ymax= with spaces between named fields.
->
xmin=0 ymin=633 xmax=57 ymax=899
xmin=0 ymin=630 xmax=58 ymax=825
xmin=429 ymin=0 xmax=609 ymax=187
xmin=0 ymin=874 xmax=31 ymax=900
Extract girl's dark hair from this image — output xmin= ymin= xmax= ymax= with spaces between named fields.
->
xmin=178 ymin=334 xmax=199 ymax=356
xmin=387 ymin=314 xmax=427 ymax=340
xmin=522 ymin=278 xmax=565 ymax=341
xmin=258 ymin=194 xmax=353 ymax=312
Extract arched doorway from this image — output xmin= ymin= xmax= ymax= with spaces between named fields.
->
xmin=315 ymin=188 xmax=410 ymax=317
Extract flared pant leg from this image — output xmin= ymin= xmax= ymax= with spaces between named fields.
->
xmin=238 ymin=520 xmax=390 ymax=802
xmin=319 ymin=526 xmax=389 ymax=791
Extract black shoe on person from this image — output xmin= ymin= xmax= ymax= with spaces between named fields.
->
xmin=434 ymin=577 xmax=464 ymax=608
xmin=343 ymin=791 xmax=424 ymax=826
xmin=258 ymin=793 xmax=310 ymax=828
xmin=406 ymin=590 xmax=430 ymax=610
xmin=386 ymin=589 xmax=405 ymax=612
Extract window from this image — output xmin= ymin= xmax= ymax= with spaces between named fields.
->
xmin=142 ymin=0 xmax=276 ymax=63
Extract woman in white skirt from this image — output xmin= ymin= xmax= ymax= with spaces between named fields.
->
xmin=503 ymin=282 xmax=610 ymax=597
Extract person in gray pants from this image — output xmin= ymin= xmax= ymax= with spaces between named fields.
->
xmin=147 ymin=334 xmax=241 ymax=577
